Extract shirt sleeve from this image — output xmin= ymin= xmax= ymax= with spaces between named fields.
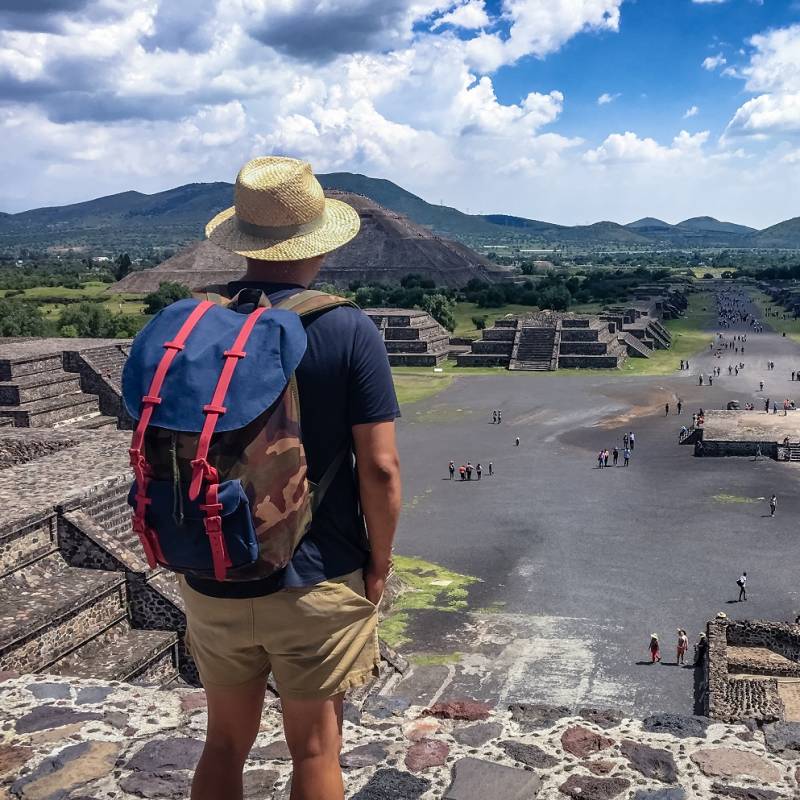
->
xmin=348 ymin=311 xmax=401 ymax=426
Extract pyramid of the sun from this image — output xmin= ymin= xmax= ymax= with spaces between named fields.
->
xmin=111 ymin=191 xmax=503 ymax=294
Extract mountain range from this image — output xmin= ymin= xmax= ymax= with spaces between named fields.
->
xmin=0 ymin=172 xmax=798 ymax=252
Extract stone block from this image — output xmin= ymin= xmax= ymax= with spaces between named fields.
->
xmin=443 ymin=757 xmax=541 ymax=800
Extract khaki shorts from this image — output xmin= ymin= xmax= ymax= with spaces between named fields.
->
xmin=179 ymin=569 xmax=380 ymax=698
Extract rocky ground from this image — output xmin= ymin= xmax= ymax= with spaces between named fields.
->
xmin=2 ymin=673 xmax=800 ymax=799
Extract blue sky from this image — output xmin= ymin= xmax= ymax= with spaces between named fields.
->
xmin=0 ymin=1 xmax=798 ymax=227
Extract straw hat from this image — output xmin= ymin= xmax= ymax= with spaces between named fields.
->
xmin=206 ymin=156 xmax=360 ymax=261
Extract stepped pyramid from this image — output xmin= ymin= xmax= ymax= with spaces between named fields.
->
xmin=112 ymin=191 xmax=502 ymax=294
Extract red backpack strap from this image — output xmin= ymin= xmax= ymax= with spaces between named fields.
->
xmin=129 ymin=300 xmax=215 ymax=569
xmin=188 ymin=305 xmax=269 ymax=581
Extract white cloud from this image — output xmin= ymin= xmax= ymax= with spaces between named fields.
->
xmin=583 ymin=130 xmax=710 ymax=165
xmin=0 ymin=0 xmax=796 ymax=227
xmin=692 ymin=0 xmax=728 ymax=4
xmin=725 ymin=24 xmax=800 ymax=136
xmin=597 ymin=92 xmax=620 ymax=105
xmin=465 ymin=0 xmax=623 ymax=71
xmin=702 ymin=53 xmax=727 ymax=71
xmin=431 ymin=0 xmax=490 ymax=30
xmin=684 ymin=105 xmax=700 ymax=118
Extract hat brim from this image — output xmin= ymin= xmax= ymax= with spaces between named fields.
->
xmin=206 ymin=197 xmax=361 ymax=261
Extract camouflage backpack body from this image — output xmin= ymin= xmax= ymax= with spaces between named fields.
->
xmin=122 ymin=289 xmax=353 ymax=582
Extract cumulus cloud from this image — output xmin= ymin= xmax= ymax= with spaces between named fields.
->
xmin=597 ymin=92 xmax=619 ymax=105
xmin=684 ymin=105 xmax=700 ymax=118
xmin=702 ymin=53 xmax=727 ymax=71
xmin=431 ymin=0 xmax=490 ymax=30
xmin=725 ymin=24 xmax=800 ymax=136
xmin=583 ymin=130 xmax=710 ymax=164
xmin=465 ymin=0 xmax=623 ymax=71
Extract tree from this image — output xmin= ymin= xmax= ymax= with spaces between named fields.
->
xmin=538 ymin=284 xmax=571 ymax=311
xmin=0 ymin=299 xmax=47 ymax=337
xmin=113 ymin=253 xmax=132 ymax=281
xmin=144 ymin=282 xmax=192 ymax=314
xmin=471 ymin=315 xmax=487 ymax=330
xmin=59 ymin=302 xmax=118 ymax=338
xmin=421 ymin=293 xmax=456 ymax=332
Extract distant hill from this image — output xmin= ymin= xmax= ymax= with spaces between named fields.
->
xmin=0 ymin=172 xmax=798 ymax=251
xmin=675 ymin=216 xmax=756 ymax=236
xmin=751 ymin=217 xmax=800 ymax=248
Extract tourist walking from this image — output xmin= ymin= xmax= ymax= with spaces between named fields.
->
xmin=623 ymin=447 xmax=631 ymax=467
xmin=492 ymin=410 xmax=497 ymax=424
xmin=488 ymin=462 xmax=494 ymax=477
xmin=598 ymin=451 xmax=605 ymax=469
xmin=497 ymin=410 xmax=502 ymax=424
xmin=466 ymin=462 xmax=473 ymax=480
xmin=623 ymin=433 xmax=629 ymax=449
xmin=459 ymin=464 xmax=466 ymax=481
xmin=649 ymin=634 xmax=661 ymax=663
xmin=476 ymin=463 xmax=482 ymax=480
xmin=604 ymin=449 xmax=610 ymax=467
xmin=448 ymin=460 xmax=455 ymax=480
xmin=665 ymin=402 xmax=670 ymax=416
xmin=738 ymin=572 xmax=748 ymax=602
xmin=612 ymin=447 xmax=619 ymax=466
xmin=760 ymin=381 xmax=764 ymax=392
xmin=677 ymin=400 xmax=682 ymax=415
xmin=770 ymin=494 xmax=777 ymax=517
xmin=677 ymin=629 xmax=689 ymax=666
xmin=629 ymin=432 xmax=635 ymax=451
xmin=514 ymin=436 xmax=520 ymax=447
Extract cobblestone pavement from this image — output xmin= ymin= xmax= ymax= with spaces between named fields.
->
xmin=393 ymin=305 xmax=800 ymax=716
xmin=3 ymin=673 xmax=800 ymax=799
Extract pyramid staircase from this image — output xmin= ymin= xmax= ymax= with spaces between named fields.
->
xmin=0 ymin=351 xmax=117 ymax=430
xmin=510 ymin=326 xmax=556 ymax=371
xmin=0 ymin=510 xmax=179 ymax=685
xmin=366 ymin=309 xmax=450 ymax=367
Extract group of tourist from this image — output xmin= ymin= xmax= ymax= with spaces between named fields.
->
xmin=596 ymin=432 xmax=634 ymax=468
xmin=648 ymin=629 xmax=702 ymax=666
xmin=449 ymin=460 xmax=493 ymax=480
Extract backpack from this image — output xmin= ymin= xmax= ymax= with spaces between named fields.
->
xmin=122 ymin=288 xmax=354 ymax=582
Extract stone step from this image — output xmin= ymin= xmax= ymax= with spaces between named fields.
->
xmin=0 ymin=416 xmax=13 ymax=427
xmin=0 ymin=353 xmax=63 ymax=381
xmin=0 ymin=554 xmax=127 ymax=673
xmin=0 ymin=513 xmax=59 ymax=579
xmin=0 ymin=392 xmax=100 ymax=428
xmin=0 ymin=372 xmax=82 ymax=405
xmin=47 ymin=619 xmax=179 ymax=685
xmin=67 ymin=413 xmax=118 ymax=431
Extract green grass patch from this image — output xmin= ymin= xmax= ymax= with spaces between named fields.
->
xmin=410 ymin=652 xmax=462 ymax=666
xmin=381 ymin=555 xmax=480 ymax=649
xmin=712 ymin=493 xmax=758 ymax=504
xmin=751 ymin=291 xmax=800 ymax=344
xmin=392 ymin=369 xmax=454 ymax=406
xmin=453 ymin=302 xmax=537 ymax=339
xmin=620 ymin=291 xmax=717 ymax=376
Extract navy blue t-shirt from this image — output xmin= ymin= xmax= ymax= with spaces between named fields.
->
xmin=186 ymin=283 xmax=400 ymax=599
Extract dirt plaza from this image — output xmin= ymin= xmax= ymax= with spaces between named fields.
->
xmin=391 ymin=314 xmax=800 ymax=717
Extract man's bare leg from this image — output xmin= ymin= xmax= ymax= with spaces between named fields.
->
xmin=282 ymin=694 xmax=345 ymax=800
xmin=191 ymin=676 xmax=268 ymax=800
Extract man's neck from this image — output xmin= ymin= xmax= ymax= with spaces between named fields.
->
xmin=240 ymin=269 xmax=310 ymax=288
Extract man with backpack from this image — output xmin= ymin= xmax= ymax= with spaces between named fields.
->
xmin=124 ymin=157 xmax=401 ymax=800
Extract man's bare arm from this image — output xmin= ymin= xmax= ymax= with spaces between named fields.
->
xmin=352 ymin=420 xmax=401 ymax=605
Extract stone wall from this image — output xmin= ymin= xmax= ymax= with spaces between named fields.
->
xmin=728 ymin=620 xmax=800 ymax=664
xmin=706 ymin=617 xmax=797 ymax=723
xmin=695 ymin=440 xmax=778 ymax=458
xmin=3 ymin=673 xmax=800 ymax=800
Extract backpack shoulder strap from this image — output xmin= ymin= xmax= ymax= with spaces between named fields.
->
xmin=273 ymin=289 xmax=356 ymax=319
